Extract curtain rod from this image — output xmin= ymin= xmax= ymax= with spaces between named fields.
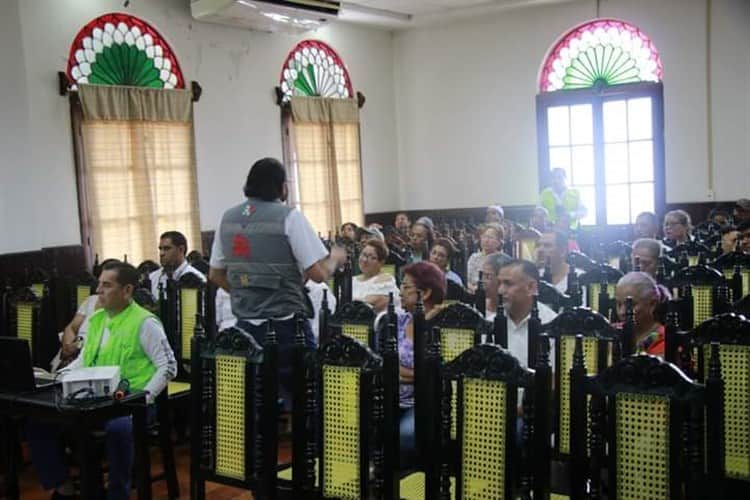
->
xmin=274 ymin=86 xmax=366 ymax=109
xmin=57 ymin=71 xmax=202 ymax=103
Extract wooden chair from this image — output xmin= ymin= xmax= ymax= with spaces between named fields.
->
xmin=667 ymin=241 xmax=712 ymax=267
xmin=540 ymin=307 xmax=620 ymax=461
xmin=320 ymin=299 xmax=376 ymax=349
xmin=538 ymin=279 xmax=572 ymax=313
xmin=577 ymin=264 xmax=623 ymax=319
xmin=190 ymin=324 xmax=280 ymax=499
xmin=668 ymin=264 xmax=731 ymax=329
xmin=401 ymin=340 xmax=553 ymax=499
xmin=7 ymin=286 xmax=43 ymax=366
xmin=68 ymin=271 xmax=97 ymax=312
xmin=569 ymin=339 xmax=724 ymax=500
xmin=136 ymin=260 xmax=160 ymax=289
xmin=512 ymin=227 xmax=542 ymax=262
xmin=711 ymin=250 xmax=750 ymax=301
xmin=691 ymin=313 xmax=750 ymax=496
xmin=602 ymin=240 xmax=632 ymax=274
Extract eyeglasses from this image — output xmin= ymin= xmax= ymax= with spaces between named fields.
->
xmin=359 ymin=253 xmax=379 ymax=261
xmin=400 ymin=282 xmax=417 ymax=291
xmin=663 ymin=221 xmax=684 ymax=228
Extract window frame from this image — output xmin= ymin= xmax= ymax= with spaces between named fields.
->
xmin=536 ymin=81 xmax=666 ymax=227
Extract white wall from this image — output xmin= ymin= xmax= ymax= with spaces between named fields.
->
xmin=2 ymin=0 xmax=398 ymax=253
xmin=393 ymin=0 xmax=750 ymax=209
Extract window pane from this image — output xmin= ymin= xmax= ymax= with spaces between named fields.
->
xmin=630 ymin=183 xmax=654 ymax=222
xmin=628 ymin=97 xmax=652 ymax=140
xmin=578 ymin=186 xmax=596 ymax=226
xmin=571 ymin=145 xmax=594 ymax=185
xmin=604 ymin=143 xmax=628 ymax=184
xmin=603 ymin=100 xmax=627 ymax=143
xmin=606 ymin=184 xmax=630 ymax=225
xmin=549 ymin=146 xmax=571 ymax=173
xmin=629 ymin=140 xmax=654 ymax=182
xmin=570 ymin=104 xmax=593 ymax=145
xmin=547 ymin=106 xmax=570 ymax=146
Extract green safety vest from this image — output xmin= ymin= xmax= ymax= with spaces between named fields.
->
xmin=540 ymin=187 xmax=582 ymax=229
xmin=83 ymin=302 xmax=157 ymax=391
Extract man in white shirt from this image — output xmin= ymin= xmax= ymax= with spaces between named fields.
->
xmin=148 ymin=231 xmax=205 ymax=299
xmin=497 ymin=259 xmax=558 ymax=369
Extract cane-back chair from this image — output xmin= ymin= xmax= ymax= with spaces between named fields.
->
xmin=577 ymin=264 xmax=623 ymax=318
xmin=136 ymin=260 xmax=160 ymax=289
xmin=322 ymin=300 xmax=376 ymax=349
xmin=69 ymin=271 xmax=97 ymax=311
xmin=538 ymin=279 xmax=572 ymax=313
xmin=691 ymin=313 xmax=750 ymax=491
xmin=603 ymin=240 xmax=632 ymax=274
xmin=540 ymin=307 xmax=619 ymax=459
xmin=403 ymin=341 xmax=552 ymax=499
xmin=190 ymin=325 xmax=279 ymax=499
xmin=513 ymin=227 xmax=542 ymax=262
xmin=669 ymin=264 xmax=729 ymax=329
xmin=8 ymin=286 xmax=42 ymax=365
xmin=569 ymin=342 xmax=724 ymax=500
xmin=428 ymin=302 xmax=488 ymax=363
xmin=667 ymin=241 xmax=711 ymax=267
xmin=712 ymin=250 xmax=750 ymax=301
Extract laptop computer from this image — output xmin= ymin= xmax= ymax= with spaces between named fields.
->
xmin=0 ymin=336 xmax=59 ymax=391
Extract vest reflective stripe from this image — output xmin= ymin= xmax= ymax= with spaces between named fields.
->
xmin=219 ymin=198 xmax=313 ymax=319
xmin=84 ymin=302 xmax=157 ymax=391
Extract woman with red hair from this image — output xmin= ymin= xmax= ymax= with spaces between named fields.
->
xmin=381 ymin=261 xmax=446 ymax=469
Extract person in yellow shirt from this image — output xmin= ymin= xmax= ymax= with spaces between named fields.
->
xmin=539 ymin=168 xmax=587 ymax=229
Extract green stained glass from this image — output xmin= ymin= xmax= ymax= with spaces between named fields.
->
xmin=88 ymin=44 xmax=161 ymax=87
xmin=280 ymin=40 xmax=352 ymax=102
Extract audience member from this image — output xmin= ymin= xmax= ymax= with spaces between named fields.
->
xmin=720 ymin=225 xmax=740 ymax=255
xmin=340 ymin=222 xmax=358 ymax=243
xmin=429 ymin=237 xmax=464 ymax=286
xmin=536 ymin=230 xmax=577 ymax=293
xmin=352 ymin=239 xmax=399 ymax=312
xmin=29 ymin=262 xmax=177 ymax=500
xmin=466 ymin=223 xmax=505 ymax=292
xmin=529 ymin=206 xmax=550 ymax=232
xmin=486 ymin=205 xmax=504 ymax=224
xmin=631 ymin=238 xmax=661 ymax=277
xmin=394 ymin=212 xmax=411 ymax=234
xmin=734 ymin=199 xmax=750 ymax=225
xmin=496 ymin=259 xmax=558 ymax=368
xmin=148 ymin=231 xmax=205 ymax=299
xmin=662 ymin=209 xmax=692 ymax=246
xmin=738 ymin=220 xmax=750 ymax=254
xmin=385 ymin=262 xmax=446 ymax=470
xmin=539 ymin=168 xmax=587 ymax=229
xmin=408 ymin=216 xmax=435 ymax=263
xmin=482 ymin=252 xmax=513 ymax=318
xmin=707 ymin=208 xmax=730 ymax=227
xmin=615 ymin=272 xmax=665 ymax=357
xmin=633 ymin=211 xmax=660 ymax=240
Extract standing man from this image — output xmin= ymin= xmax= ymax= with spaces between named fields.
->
xmin=540 ymin=168 xmax=587 ymax=230
xmin=208 ymin=158 xmax=343 ymax=397
xmin=148 ymin=230 xmax=205 ymax=299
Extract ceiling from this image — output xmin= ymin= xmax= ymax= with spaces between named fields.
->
xmin=340 ymin=0 xmax=582 ymax=28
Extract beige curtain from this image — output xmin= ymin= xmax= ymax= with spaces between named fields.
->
xmin=77 ymin=84 xmax=201 ymax=265
xmin=289 ymin=96 xmax=363 ymax=236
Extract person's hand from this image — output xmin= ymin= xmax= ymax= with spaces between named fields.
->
xmin=330 ymin=245 xmax=348 ymax=266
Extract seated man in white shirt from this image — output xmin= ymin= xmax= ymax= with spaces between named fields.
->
xmin=148 ymin=230 xmax=205 ymax=299
xmin=497 ymin=259 xmax=558 ymax=369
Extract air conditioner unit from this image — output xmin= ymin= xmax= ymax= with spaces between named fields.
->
xmin=191 ymin=0 xmax=340 ymax=34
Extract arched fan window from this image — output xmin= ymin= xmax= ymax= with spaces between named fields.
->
xmin=537 ymin=19 xmax=665 ymax=227
xmin=64 ymin=13 xmax=201 ymax=265
xmin=277 ymin=40 xmax=363 ymax=237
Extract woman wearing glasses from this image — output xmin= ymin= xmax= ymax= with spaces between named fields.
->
xmin=352 ymin=238 xmax=400 ymax=312
xmin=381 ymin=261 xmax=446 ymax=469
xmin=662 ymin=209 xmax=693 ymax=247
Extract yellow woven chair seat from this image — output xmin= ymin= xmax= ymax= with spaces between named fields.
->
xmin=551 ymin=494 xmax=571 ymax=500
xmin=400 ymin=472 xmax=455 ymax=500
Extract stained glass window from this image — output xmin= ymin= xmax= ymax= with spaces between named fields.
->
xmin=279 ymin=40 xmax=353 ymax=102
xmin=66 ymin=13 xmax=184 ymax=90
xmin=539 ymin=19 xmax=662 ymax=92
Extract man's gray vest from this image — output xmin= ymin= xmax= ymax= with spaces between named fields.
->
xmin=219 ymin=198 xmax=314 ymax=319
